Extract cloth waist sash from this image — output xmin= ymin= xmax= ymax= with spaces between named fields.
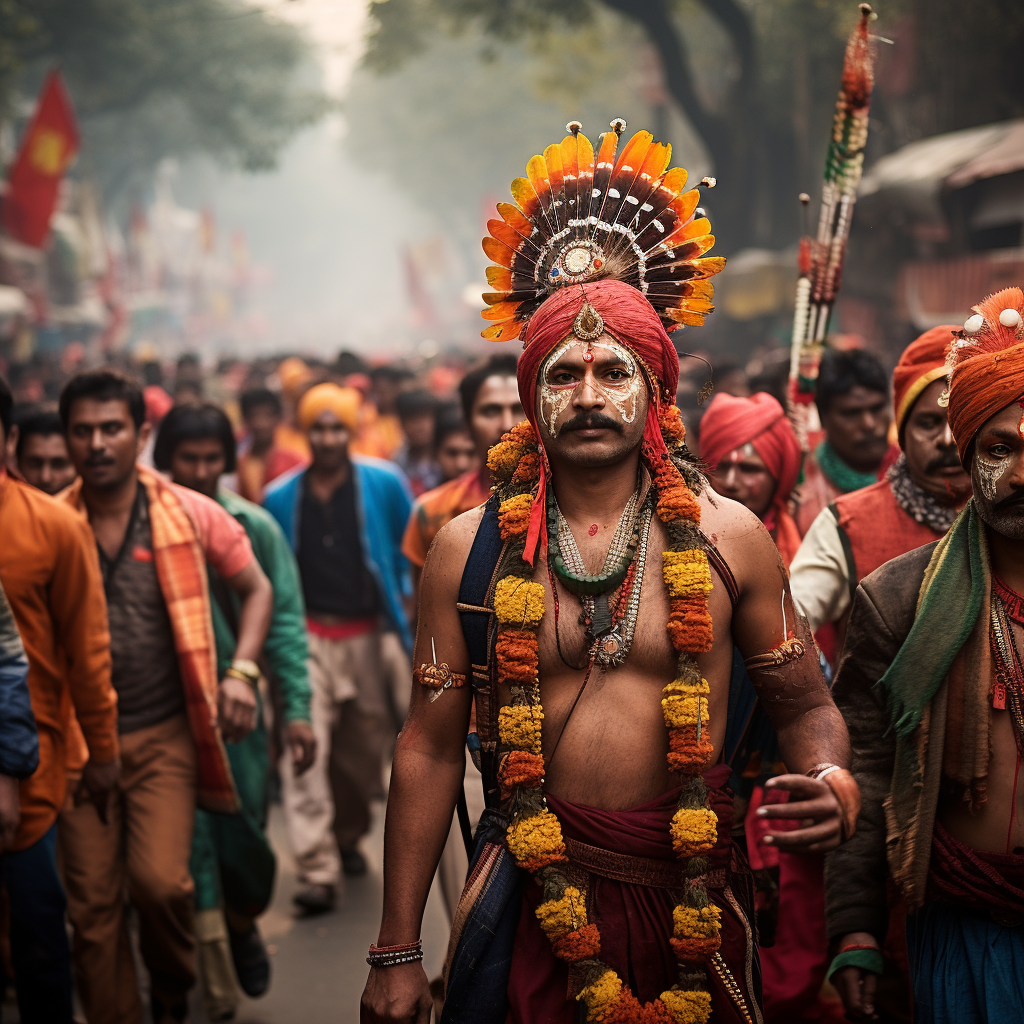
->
xmin=929 ymin=821 xmax=1024 ymax=925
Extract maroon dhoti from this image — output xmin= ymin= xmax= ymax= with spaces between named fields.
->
xmin=506 ymin=765 xmax=760 ymax=1023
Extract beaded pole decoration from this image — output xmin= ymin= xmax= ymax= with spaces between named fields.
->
xmin=487 ymin=406 xmax=720 ymax=1024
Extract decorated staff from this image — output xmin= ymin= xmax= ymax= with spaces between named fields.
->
xmin=788 ymin=3 xmax=877 ymax=449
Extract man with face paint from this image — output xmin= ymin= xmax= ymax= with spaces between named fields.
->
xmin=363 ymin=278 xmax=855 ymax=1024
xmin=791 ymin=328 xmax=971 ymax=661
xmin=700 ymin=391 xmax=804 ymax=566
xmin=825 ymin=287 xmax=1024 ymax=1023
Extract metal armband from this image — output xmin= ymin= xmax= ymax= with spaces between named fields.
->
xmin=414 ymin=638 xmax=468 ymax=703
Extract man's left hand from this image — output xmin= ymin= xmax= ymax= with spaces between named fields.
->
xmin=218 ymin=676 xmax=258 ymax=742
xmin=286 ymin=721 xmax=317 ymax=776
xmin=756 ymin=774 xmax=842 ymax=853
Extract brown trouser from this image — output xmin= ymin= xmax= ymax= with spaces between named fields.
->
xmin=59 ymin=714 xmax=198 ymax=1024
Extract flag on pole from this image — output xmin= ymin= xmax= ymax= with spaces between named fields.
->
xmin=2 ymin=70 xmax=80 ymax=248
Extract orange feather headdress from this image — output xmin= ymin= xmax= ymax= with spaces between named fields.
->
xmin=480 ymin=118 xmax=725 ymax=344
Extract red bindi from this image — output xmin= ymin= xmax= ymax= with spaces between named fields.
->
xmin=589 ymin=524 xmax=598 ymax=536
xmin=583 ymin=351 xmax=595 ymax=363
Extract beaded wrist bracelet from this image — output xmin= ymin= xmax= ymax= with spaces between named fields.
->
xmin=366 ymin=940 xmax=424 ymax=968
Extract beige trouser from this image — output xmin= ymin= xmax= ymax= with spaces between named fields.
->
xmin=58 ymin=714 xmax=198 ymax=1024
xmin=280 ymin=629 xmax=390 ymax=886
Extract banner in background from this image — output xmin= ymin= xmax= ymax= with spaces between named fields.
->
xmin=3 ymin=70 xmax=80 ymax=249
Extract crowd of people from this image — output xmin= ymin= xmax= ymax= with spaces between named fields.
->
xmin=0 ymin=285 xmax=1022 ymax=1024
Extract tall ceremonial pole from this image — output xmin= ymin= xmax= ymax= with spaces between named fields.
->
xmin=788 ymin=3 xmax=877 ymax=450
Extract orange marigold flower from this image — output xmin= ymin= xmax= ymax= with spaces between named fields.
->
xmin=512 ymin=450 xmax=540 ymax=485
xmin=499 ymin=750 xmax=546 ymax=796
xmin=499 ymin=493 xmax=533 ymax=540
xmin=600 ymin=989 xmax=643 ymax=1023
xmin=656 ymin=483 xmax=702 ymax=525
xmin=552 ymin=923 xmax=601 ymax=963
xmin=659 ymin=405 xmax=687 ymax=443
xmin=666 ymin=599 xmax=714 ymax=654
xmin=669 ymin=934 xmax=721 ymax=964
xmin=519 ymin=849 xmax=569 ymax=873
xmin=667 ymin=725 xmax=715 ymax=774
xmin=497 ymin=628 xmax=539 ymax=683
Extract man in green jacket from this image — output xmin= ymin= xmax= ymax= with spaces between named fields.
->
xmin=154 ymin=403 xmax=316 ymax=1022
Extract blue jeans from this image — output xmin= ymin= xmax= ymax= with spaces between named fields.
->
xmin=2 ymin=824 xmax=74 ymax=1023
xmin=906 ymin=900 xmax=1024 ymax=1023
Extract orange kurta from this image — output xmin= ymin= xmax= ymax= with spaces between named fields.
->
xmin=0 ymin=470 xmax=118 ymax=851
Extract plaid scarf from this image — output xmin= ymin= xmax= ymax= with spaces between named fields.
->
xmin=63 ymin=468 xmax=237 ymax=814
xmin=878 ymin=500 xmax=991 ymax=906
xmin=886 ymin=453 xmax=961 ymax=534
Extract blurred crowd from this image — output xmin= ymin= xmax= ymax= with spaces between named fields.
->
xmin=0 ymin=322 xmax=966 ymax=1024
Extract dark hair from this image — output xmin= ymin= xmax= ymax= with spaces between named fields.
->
xmin=0 ymin=376 xmax=12 ymax=436
xmin=815 ymin=348 xmax=889 ymax=417
xmin=369 ymin=365 xmax=413 ymax=383
xmin=240 ymin=388 xmax=282 ymax=418
xmin=13 ymin=405 xmax=64 ymax=458
xmin=59 ymin=370 xmax=145 ymax=430
xmin=153 ymin=403 xmax=238 ymax=473
xmin=434 ymin=402 xmax=469 ymax=450
xmin=458 ymin=354 xmax=519 ymax=423
xmin=395 ymin=389 xmax=437 ymax=421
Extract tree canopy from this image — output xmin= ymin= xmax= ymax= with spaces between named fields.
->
xmin=1 ymin=0 xmax=330 ymax=203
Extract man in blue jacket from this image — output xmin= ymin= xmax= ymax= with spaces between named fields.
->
xmin=264 ymin=383 xmax=412 ymax=913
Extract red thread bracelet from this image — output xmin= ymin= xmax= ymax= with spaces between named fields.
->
xmin=370 ymin=941 xmax=421 ymax=953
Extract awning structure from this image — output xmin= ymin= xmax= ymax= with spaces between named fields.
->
xmin=859 ymin=120 xmax=1024 ymax=222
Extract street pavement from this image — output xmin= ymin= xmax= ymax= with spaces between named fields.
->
xmin=192 ymin=801 xmax=452 ymax=1024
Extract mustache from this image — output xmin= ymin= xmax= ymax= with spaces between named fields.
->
xmin=926 ymin=450 xmax=964 ymax=474
xmin=993 ymin=488 xmax=1024 ymax=513
xmin=84 ymin=455 xmax=115 ymax=466
xmin=559 ymin=412 xmax=623 ymax=434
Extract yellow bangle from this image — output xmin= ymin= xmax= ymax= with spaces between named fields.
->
xmin=226 ymin=660 xmax=260 ymax=686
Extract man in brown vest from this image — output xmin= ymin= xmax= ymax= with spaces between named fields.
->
xmin=790 ymin=327 xmax=971 ymax=659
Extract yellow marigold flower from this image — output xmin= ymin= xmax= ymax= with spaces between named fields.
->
xmin=506 ymin=809 xmax=565 ymax=864
xmin=498 ymin=704 xmax=542 ymax=753
xmin=662 ymin=693 xmax=709 ymax=729
xmin=662 ymin=550 xmax=713 ymax=599
xmin=669 ymin=807 xmax=719 ymax=856
xmin=494 ymin=577 xmax=546 ymax=627
xmin=672 ymin=903 xmax=721 ymax=939
xmin=660 ymin=987 xmax=713 ymax=1024
xmin=663 ymin=677 xmax=709 ymax=699
xmin=535 ymin=886 xmax=588 ymax=939
xmin=577 ymin=969 xmax=622 ymax=1015
xmin=487 ymin=440 xmax=525 ymax=481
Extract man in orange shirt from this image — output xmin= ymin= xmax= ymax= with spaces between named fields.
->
xmin=0 ymin=375 xmax=120 ymax=1024
xmin=402 ymin=354 xmax=522 ymax=590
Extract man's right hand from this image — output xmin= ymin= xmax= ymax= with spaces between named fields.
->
xmin=360 ymin=962 xmax=432 ymax=1024
xmin=831 ymin=931 xmax=880 ymax=1021
xmin=78 ymin=758 xmax=121 ymax=825
xmin=0 ymin=775 xmax=20 ymax=854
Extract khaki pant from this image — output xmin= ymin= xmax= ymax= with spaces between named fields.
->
xmin=280 ymin=630 xmax=390 ymax=886
xmin=58 ymin=714 xmax=198 ymax=1024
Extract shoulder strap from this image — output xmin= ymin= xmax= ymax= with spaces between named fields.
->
xmin=828 ymin=501 xmax=858 ymax=602
xmin=457 ymin=493 xmax=503 ymax=669
xmin=702 ymin=531 xmax=739 ymax=607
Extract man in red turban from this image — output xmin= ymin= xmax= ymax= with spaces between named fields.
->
xmin=700 ymin=392 xmax=804 ymax=566
xmin=824 ymin=289 xmax=1024 ymax=1022
xmin=365 ymin=278 xmax=857 ymax=1024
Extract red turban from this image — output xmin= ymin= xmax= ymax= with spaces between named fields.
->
xmin=698 ymin=391 xmax=804 ymax=564
xmin=892 ymin=325 xmax=957 ymax=435
xmin=515 ymin=279 xmax=681 ymax=563
xmin=947 ymin=287 xmax=1024 ymax=461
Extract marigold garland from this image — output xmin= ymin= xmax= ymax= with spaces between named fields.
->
xmin=491 ymin=415 xmax=721 ymax=1024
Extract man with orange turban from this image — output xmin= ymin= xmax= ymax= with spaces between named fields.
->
xmin=363 ymin=278 xmax=856 ymax=1024
xmin=700 ymin=392 xmax=804 ymax=565
xmin=825 ymin=288 xmax=1024 ymax=1022
xmin=264 ymin=383 xmax=413 ymax=914
xmin=791 ymin=326 xmax=970 ymax=658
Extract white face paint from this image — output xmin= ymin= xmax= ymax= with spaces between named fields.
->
xmin=538 ymin=335 xmax=646 ymax=440
xmin=974 ymin=450 xmax=1009 ymax=502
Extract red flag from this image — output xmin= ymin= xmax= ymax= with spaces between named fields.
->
xmin=3 ymin=70 xmax=80 ymax=248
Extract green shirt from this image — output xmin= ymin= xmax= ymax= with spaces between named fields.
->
xmin=211 ymin=488 xmax=311 ymax=723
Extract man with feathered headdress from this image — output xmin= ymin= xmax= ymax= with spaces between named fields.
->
xmin=361 ymin=123 xmax=857 ymax=1024
xmin=826 ymin=287 xmax=1024 ymax=1022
